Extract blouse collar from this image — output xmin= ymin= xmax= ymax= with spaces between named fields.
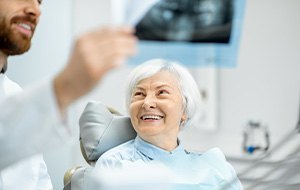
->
xmin=134 ymin=135 xmax=186 ymax=161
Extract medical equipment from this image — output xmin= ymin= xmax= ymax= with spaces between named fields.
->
xmin=231 ymin=99 xmax=300 ymax=190
xmin=242 ymin=120 xmax=270 ymax=155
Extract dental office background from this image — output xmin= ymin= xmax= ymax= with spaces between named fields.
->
xmin=7 ymin=0 xmax=300 ymax=189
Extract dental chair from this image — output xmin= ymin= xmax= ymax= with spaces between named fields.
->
xmin=63 ymin=101 xmax=136 ymax=190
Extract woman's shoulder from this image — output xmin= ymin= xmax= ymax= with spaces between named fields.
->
xmin=100 ymin=139 xmax=135 ymax=159
xmin=187 ymin=147 xmax=230 ymax=171
xmin=200 ymin=147 xmax=226 ymax=160
xmin=95 ymin=139 xmax=135 ymax=168
xmin=187 ymin=147 xmax=225 ymax=160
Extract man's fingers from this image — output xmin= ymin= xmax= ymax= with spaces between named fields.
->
xmin=93 ymin=26 xmax=136 ymax=39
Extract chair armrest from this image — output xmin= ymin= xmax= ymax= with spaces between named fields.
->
xmin=63 ymin=166 xmax=84 ymax=189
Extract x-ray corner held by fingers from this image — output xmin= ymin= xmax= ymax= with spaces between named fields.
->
xmin=111 ymin=0 xmax=246 ymax=67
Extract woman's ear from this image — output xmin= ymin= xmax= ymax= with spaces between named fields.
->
xmin=181 ymin=113 xmax=187 ymax=123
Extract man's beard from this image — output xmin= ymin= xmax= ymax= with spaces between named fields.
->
xmin=0 ymin=17 xmax=32 ymax=55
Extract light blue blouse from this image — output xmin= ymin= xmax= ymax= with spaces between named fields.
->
xmin=96 ymin=136 xmax=243 ymax=190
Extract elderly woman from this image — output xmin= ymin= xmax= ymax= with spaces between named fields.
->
xmin=95 ymin=59 xmax=243 ymax=189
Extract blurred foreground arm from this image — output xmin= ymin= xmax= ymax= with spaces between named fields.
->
xmin=0 ymin=26 xmax=136 ymax=170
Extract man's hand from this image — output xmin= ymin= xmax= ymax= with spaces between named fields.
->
xmin=54 ymin=26 xmax=137 ymax=112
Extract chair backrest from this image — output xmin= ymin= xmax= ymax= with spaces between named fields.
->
xmin=63 ymin=101 xmax=137 ymax=189
xmin=79 ymin=101 xmax=137 ymax=165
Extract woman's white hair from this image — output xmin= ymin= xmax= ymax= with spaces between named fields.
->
xmin=125 ymin=59 xmax=202 ymax=128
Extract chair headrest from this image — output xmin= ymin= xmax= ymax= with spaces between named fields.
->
xmin=79 ymin=101 xmax=136 ymax=165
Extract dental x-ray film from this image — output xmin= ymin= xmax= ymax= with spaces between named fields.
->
xmin=135 ymin=0 xmax=233 ymax=43
xmin=111 ymin=0 xmax=245 ymax=67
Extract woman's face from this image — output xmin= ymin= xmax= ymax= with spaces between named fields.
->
xmin=129 ymin=71 xmax=186 ymax=150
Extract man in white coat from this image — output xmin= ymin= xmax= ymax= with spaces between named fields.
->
xmin=0 ymin=76 xmax=52 ymax=189
xmin=0 ymin=0 xmax=137 ymax=189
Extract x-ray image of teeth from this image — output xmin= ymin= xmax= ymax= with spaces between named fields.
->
xmin=135 ymin=0 xmax=233 ymax=43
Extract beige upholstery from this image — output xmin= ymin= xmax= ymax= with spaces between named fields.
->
xmin=63 ymin=166 xmax=84 ymax=189
xmin=63 ymin=101 xmax=136 ymax=190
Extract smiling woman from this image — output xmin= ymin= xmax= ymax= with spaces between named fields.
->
xmin=125 ymin=59 xmax=201 ymax=151
xmin=95 ymin=59 xmax=243 ymax=189
xmin=129 ymin=70 xmax=186 ymax=151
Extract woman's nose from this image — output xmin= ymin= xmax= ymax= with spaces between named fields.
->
xmin=142 ymin=95 xmax=156 ymax=109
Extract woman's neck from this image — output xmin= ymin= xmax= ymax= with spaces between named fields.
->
xmin=141 ymin=135 xmax=179 ymax=152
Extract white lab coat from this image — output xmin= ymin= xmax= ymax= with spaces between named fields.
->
xmin=0 ymin=74 xmax=53 ymax=189
xmin=0 ymin=74 xmax=73 ymax=170
xmin=0 ymin=155 xmax=52 ymax=190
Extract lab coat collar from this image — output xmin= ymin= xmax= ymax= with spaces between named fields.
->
xmin=0 ymin=63 xmax=7 ymax=74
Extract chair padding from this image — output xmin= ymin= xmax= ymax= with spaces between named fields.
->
xmin=79 ymin=101 xmax=136 ymax=164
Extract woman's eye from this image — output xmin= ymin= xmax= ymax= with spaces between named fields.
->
xmin=158 ymin=90 xmax=168 ymax=95
xmin=134 ymin=92 xmax=144 ymax=97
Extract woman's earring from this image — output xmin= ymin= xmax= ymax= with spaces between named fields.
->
xmin=180 ymin=119 xmax=186 ymax=126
